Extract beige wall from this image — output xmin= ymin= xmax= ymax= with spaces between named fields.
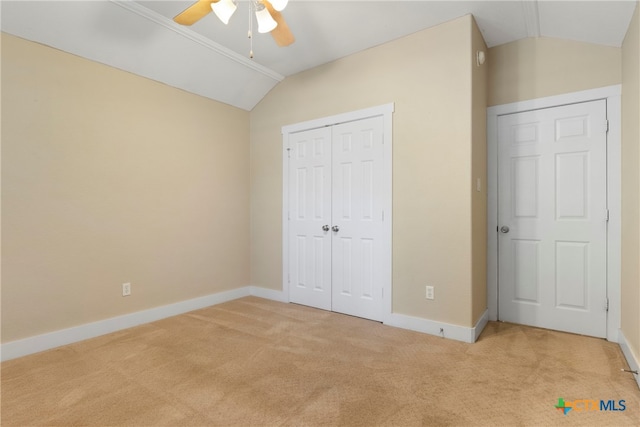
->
xmin=622 ymin=5 xmax=640 ymax=364
xmin=471 ymin=20 xmax=488 ymax=324
xmin=251 ymin=15 xmax=485 ymax=327
xmin=488 ymin=37 xmax=621 ymax=106
xmin=1 ymin=34 xmax=250 ymax=342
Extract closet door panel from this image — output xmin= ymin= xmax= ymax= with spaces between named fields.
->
xmin=288 ymin=127 xmax=332 ymax=310
xmin=331 ymin=116 xmax=385 ymax=321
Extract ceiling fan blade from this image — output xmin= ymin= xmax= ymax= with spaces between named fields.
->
xmin=174 ymin=0 xmax=218 ymax=26
xmin=263 ymin=0 xmax=295 ymax=47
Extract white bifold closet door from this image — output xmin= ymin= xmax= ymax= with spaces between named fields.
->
xmin=288 ymin=116 xmax=385 ymax=321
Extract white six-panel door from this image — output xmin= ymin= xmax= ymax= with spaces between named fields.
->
xmin=331 ymin=118 xmax=385 ymax=321
xmin=288 ymin=116 xmax=385 ymax=321
xmin=497 ymin=100 xmax=608 ymax=337
xmin=288 ymin=127 xmax=333 ymax=310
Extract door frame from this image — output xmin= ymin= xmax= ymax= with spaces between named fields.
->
xmin=487 ymin=85 xmax=621 ymax=342
xmin=282 ymin=103 xmax=394 ymax=321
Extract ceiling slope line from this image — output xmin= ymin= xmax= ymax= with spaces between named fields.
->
xmin=110 ymin=0 xmax=285 ymax=83
xmin=521 ymin=0 xmax=541 ymax=38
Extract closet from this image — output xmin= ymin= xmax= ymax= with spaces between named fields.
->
xmin=284 ymin=111 xmax=390 ymax=322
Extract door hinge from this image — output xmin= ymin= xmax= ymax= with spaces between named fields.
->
xmin=605 ymin=120 xmax=609 ymax=133
xmin=606 ymin=209 xmax=610 ymax=222
xmin=286 ymin=147 xmax=291 ymax=158
xmin=606 ymin=298 xmax=609 ymax=312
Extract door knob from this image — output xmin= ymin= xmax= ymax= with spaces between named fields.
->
xmin=322 ymin=225 xmax=330 ymax=232
xmin=332 ymin=225 xmax=340 ymax=232
xmin=500 ymin=226 xmax=510 ymax=233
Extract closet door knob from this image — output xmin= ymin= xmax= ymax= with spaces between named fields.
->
xmin=322 ymin=225 xmax=330 ymax=232
xmin=332 ymin=225 xmax=340 ymax=232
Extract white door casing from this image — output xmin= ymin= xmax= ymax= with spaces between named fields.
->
xmin=487 ymin=85 xmax=621 ymax=342
xmin=497 ymin=100 xmax=608 ymax=337
xmin=282 ymin=104 xmax=394 ymax=323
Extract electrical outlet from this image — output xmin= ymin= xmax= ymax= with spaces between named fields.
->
xmin=426 ymin=285 xmax=434 ymax=300
xmin=122 ymin=282 xmax=131 ymax=297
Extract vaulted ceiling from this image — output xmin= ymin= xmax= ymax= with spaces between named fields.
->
xmin=2 ymin=1 xmax=637 ymax=110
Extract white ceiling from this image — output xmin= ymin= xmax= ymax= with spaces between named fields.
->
xmin=1 ymin=1 xmax=637 ymax=110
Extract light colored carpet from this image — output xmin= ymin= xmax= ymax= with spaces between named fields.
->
xmin=1 ymin=296 xmax=638 ymax=426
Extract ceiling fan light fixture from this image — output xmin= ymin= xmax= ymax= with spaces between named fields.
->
xmin=211 ymin=0 xmax=237 ymax=25
xmin=270 ymin=0 xmax=289 ymax=11
xmin=255 ymin=5 xmax=278 ymax=33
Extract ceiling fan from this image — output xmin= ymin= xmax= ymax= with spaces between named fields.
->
xmin=173 ymin=0 xmax=295 ymax=47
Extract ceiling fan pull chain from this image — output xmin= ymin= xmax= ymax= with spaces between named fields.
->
xmin=248 ymin=1 xmax=254 ymax=58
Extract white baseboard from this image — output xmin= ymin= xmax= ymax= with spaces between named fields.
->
xmin=384 ymin=309 xmax=489 ymax=344
xmin=0 ymin=287 xmax=251 ymax=362
xmin=1 ymin=285 xmax=493 ymax=361
xmin=618 ymin=330 xmax=640 ymax=390
xmin=249 ymin=286 xmax=288 ymax=302
xmin=472 ymin=309 xmax=490 ymax=342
